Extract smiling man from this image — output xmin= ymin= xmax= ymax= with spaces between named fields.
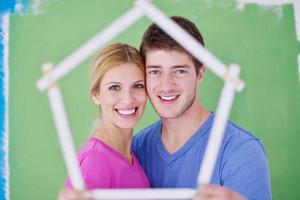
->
xmin=132 ymin=16 xmax=271 ymax=200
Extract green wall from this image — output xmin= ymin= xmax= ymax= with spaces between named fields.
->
xmin=9 ymin=0 xmax=300 ymax=199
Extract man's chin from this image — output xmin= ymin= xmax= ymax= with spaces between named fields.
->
xmin=158 ymin=111 xmax=181 ymax=120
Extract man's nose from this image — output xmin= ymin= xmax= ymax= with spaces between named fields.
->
xmin=159 ymin=73 xmax=175 ymax=92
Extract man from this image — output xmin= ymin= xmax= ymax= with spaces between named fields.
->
xmin=59 ymin=16 xmax=271 ymax=200
xmin=131 ymin=16 xmax=271 ymax=199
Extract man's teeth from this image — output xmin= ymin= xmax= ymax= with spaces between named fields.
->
xmin=160 ymin=96 xmax=177 ymax=101
xmin=117 ymin=108 xmax=136 ymax=115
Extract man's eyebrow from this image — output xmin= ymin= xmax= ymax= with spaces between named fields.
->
xmin=172 ymin=65 xmax=191 ymax=69
xmin=146 ymin=65 xmax=192 ymax=69
xmin=146 ymin=65 xmax=162 ymax=69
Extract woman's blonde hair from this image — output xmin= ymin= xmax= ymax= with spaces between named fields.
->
xmin=90 ymin=43 xmax=145 ymax=95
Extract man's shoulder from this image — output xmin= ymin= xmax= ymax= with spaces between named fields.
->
xmin=225 ymin=121 xmax=259 ymax=142
xmin=132 ymin=120 xmax=161 ymax=151
xmin=219 ymin=122 xmax=271 ymax=199
xmin=134 ymin=120 xmax=161 ymax=139
xmin=223 ymin=121 xmax=267 ymax=157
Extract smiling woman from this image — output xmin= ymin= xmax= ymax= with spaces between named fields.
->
xmin=93 ymin=62 xmax=146 ymax=129
xmin=64 ymin=43 xmax=150 ymax=189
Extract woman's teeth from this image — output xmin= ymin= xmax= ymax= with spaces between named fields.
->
xmin=116 ymin=108 xmax=136 ymax=115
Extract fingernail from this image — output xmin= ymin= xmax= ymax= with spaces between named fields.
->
xmin=83 ymin=191 xmax=92 ymax=198
xmin=201 ymin=184 xmax=208 ymax=189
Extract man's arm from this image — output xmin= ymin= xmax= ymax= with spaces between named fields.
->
xmin=220 ymin=139 xmax=271 ymax=199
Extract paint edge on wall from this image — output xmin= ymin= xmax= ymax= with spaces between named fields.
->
xmin=0 ymin=13 xmax=10 ymax=200
xmin=236 ymin=0 xmax=299 ymax=39
xmin=236 ymin=0 xmax=300 ymax=82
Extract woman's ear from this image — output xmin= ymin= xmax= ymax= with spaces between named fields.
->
xmin=196 ymin=65 xmax=205 ymax=84
xmin=92 ymin=91 xmax=101 ymax=105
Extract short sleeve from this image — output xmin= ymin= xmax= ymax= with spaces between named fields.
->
xmin=221 ymin=139 xmax=272 ymax=200
xmin=65 ymin=150 xmax=113 ymax=189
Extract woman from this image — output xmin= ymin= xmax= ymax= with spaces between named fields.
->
xmin=65 ymin=43 xmax=150 ymax=189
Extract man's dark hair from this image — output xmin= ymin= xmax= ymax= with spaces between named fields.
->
xmin=140 ymin=16 xmax=205 ymax=71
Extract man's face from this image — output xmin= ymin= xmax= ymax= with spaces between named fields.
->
xmin=145 ymin=50 xmax=204 ymax=119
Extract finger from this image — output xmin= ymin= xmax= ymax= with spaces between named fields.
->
xmin=199 ymin=184 xmax=246 ymax=200
xmin=193 ymin=187 xmax=214 ymax=200
xmin=58 ymin=189 xmax=93 ymax=200
xmin=199 ymin=184 xmax=221 ymax=195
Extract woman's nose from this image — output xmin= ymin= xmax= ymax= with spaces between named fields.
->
xmin=121 ymin=89 xmax=135 ymax=104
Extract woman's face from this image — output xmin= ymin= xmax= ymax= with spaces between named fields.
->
xmin=93 ymin=62 xmax=146 ymax=129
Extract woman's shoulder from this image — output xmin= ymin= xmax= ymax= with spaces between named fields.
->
xmin=79 ymin=149 xmax=114 ymax=189
xmin=78 ymin=138 xmax=113 ymax=165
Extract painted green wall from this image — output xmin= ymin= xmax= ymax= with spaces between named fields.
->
xmin=9 ymin=0 xmax=300 ymax=199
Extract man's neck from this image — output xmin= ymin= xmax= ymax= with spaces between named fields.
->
xmin=161 ymin=104 xmax=210 ymax=154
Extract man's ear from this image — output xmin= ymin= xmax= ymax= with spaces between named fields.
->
xmin=92 ymin=91 xmax=101 ymax=105
xmin=196 ymin=65 xmax=205 ymax=84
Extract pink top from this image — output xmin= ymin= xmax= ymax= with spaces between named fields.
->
xmin=65 ymin=137 xmax=150 ymax=189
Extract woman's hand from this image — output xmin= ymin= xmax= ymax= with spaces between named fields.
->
xmin=58 ymin=189 xmax=93 ymax=200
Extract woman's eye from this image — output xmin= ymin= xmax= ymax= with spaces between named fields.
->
xmin=108 ymin=85 xmax=120 ymax=91
xmin=133 ymin=83 xmax=145 ymax=89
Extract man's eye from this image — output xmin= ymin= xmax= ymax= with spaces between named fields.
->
xmin=108 ymin=85 xmax=120 ymax=91
xmin=175 ymin=69 xmax=187 ymax=74
xmin=148 ymin=70 xmax=160 ymax=75
xmin=133 ymin=83 xmax=145 ymax=89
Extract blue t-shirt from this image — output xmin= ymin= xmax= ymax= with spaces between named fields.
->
xmin=132 ymin=113 xmax=271 ymax=200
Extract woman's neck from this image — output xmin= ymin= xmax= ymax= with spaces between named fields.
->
xmin=93 ymin=118 xmax=133 ymax=164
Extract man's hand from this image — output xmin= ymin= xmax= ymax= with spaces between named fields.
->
xmin=193 ymin=184 xmax=246 ymax=200
xmin=58 ymin=189 xmax=93 ymax=200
